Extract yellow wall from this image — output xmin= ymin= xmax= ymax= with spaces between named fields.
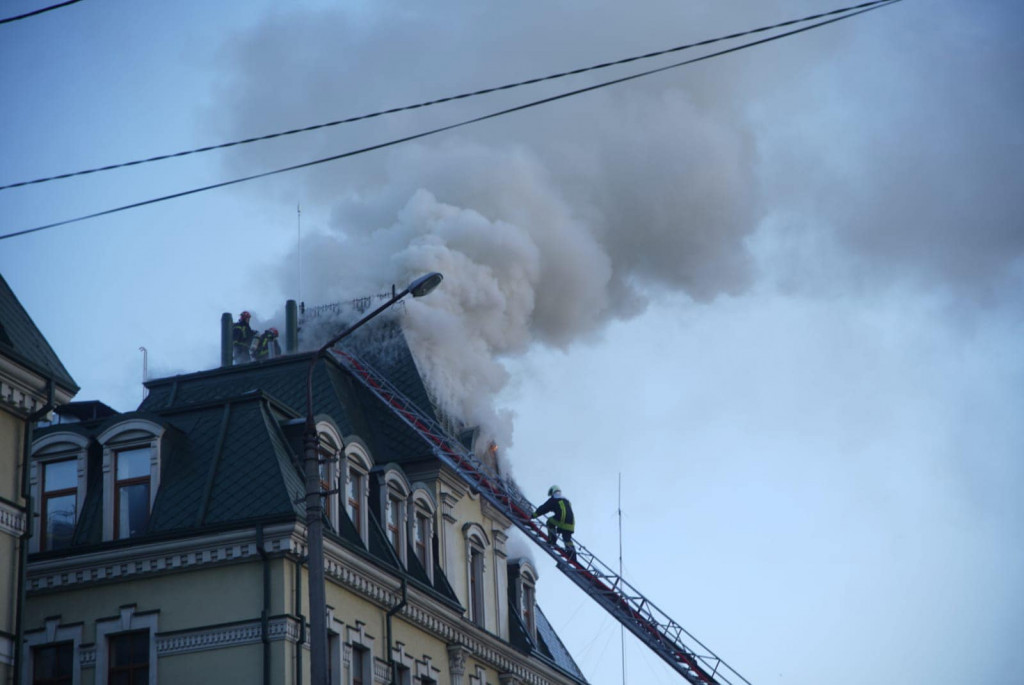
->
xmin=0 ymin=411 xmax=24 ymax=502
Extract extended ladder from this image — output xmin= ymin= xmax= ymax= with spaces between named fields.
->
xmin=332 ymin=348 xmax=752 ymax=685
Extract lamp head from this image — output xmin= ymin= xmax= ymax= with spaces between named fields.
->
xmin=408 ymin=272 xmax=443 ymax=298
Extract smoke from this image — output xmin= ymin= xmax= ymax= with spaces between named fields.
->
xmin=209 ymin=0 xmax=1024 ymax=447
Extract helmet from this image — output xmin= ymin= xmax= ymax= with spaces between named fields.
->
xmin=269 ymin=327 xmax=279 ymax=337
xmin=548 ymin=485 xmax=561 ymax=497
xmin=240 ymin=311 xmax=251 ymax=321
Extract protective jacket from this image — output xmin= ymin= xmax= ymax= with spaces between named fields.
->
xmin=232 ymin=320 xmax=255 ymax=352
xmin=253 ymin=332 xmax=281 ymax=360
xmin=533 ymin=495 xmax=575 ymax=532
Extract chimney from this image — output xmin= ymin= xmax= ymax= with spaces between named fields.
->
xmin=221 ymin=313 xmax=233 ymax=367
xmin=286 ymin=300 xmax=298 ymax=353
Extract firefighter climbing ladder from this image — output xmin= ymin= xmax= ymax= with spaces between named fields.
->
xmin=331 ymin=348 xmax=753 ymax=685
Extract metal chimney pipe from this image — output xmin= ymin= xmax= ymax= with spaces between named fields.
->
xmin=221 ymin=313 xmax=233 ymax=367
xmin=286 ymin=300 xmax=298 ymax=354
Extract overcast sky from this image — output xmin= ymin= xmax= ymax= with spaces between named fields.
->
xmin=2 ymin=1 xmax=1022 ymax=683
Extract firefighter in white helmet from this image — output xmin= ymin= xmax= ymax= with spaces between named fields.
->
xmin=532 ymin=485 xmax=576 ymax=562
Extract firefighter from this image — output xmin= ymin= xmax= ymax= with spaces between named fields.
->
xmin=232 ymin=311 xmax=256 ymax=364
xmin=532 ymin=485 xmax=576 ymax=562
xmin=252 ymin=327 xmax=281 ymax=361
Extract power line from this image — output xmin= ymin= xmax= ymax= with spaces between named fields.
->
xmin=0 ymin=0 xmax=903 ymax=243
xmin=0 ymin=0 xmax=83 ymax=25
xmin=0 ymin=0 xmax=897 ymax=193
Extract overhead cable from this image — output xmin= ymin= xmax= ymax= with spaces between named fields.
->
xmin=0 ymin=0 xmax=83 ymax=25
xmin=0 ymin=0 xmax=903 ymax=242
xmin=0 ymin=0 xmax=897 ymax=192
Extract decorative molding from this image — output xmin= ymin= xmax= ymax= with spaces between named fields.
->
xmin=157 ymin=616 xmax=302 ymax=656
xmin=373 ymin=657 xmax=392 ymax=684
xmin=27 ymin=524 xmax=303 ymax=592
xmin=0 ymin=499 xmax=26 ymax=537
xmin=0 ymin=355 xmax=74 ymax=416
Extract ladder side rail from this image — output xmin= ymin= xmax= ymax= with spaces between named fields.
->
xmin=332 ymin=349 xmax=751 ymax=685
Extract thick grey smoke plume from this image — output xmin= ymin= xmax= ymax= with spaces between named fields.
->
xmin=210 ymin=0 xmax=1024 ymax=447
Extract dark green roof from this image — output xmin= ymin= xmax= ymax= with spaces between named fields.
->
xmin=0 ymin=272 xmax=77 ymax=393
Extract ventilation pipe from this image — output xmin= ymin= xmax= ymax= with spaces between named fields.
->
xmin=221 ymin=313 xmax=233 ymax=367
xmin=286 ymin=300 xmax=298 ymax=354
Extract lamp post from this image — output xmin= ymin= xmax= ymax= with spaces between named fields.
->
xmin=303 ymin=272 xmax=443 ymax=685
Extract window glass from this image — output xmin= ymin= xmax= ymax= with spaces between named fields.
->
xmin=44 ymin=459 xmax=76 ymax=492
xmin=414 ymin=513 xmax=429 ymax=566
xmin=44 ymin=494 xmax=76 ymax=550
xmin=347 ymin=469 xmax=363 ymax=535
xmin=351 ymin=645 xmax=366 ymax=685
xmin=117 ymin=482 xmax=150 ymax=539
xmin=470 ymin=547 xmax=484 ymax=626
xmin=116 ymin=447 xmax=150 ymax=480
xmin=32 ymin=642 xmax=73 ymax=685
xmin=108 ymin=631 xmax=148 ymax=685
xmin=387 ymin=496 xmax=401 ymax=550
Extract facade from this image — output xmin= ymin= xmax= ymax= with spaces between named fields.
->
xmin=19 ymin=316 xmax=587 ymax=685
xmin=0 ymin=274 xmax=78 ymax=685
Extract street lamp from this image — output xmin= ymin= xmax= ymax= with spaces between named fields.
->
xmin=303 ymin=272 xmax=443 ymax=685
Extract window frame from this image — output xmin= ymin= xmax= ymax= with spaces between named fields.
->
xmin=462 ymin=523 xmax=490 ymax=629
xmin=408 ymin=486 xmax=436 ymax=582
xmin=342 ymin=444 xmax=372 ymax=545
xmin=94 ymin=607 xmax=157 ymax=685
xmin=377 ymin=467 xmax=411 ymax=565
xmin=30 ymin=433 xmax=89 ymax=554
xmin=97 ymin=420 xmax=165 ymax=542
xmin=315 ymin=421 xmax=344 ymax=532
xmin=22 ymin=619 xmax=83 ymax=685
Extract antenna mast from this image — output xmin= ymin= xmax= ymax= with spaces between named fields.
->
xmin=619 ymin=472 xmax=626 ymax=685
xmin=296 ymin=203 xmax=302 ymax=304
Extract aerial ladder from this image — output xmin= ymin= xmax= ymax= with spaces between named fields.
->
xmin=331 ymin=348 xmax=753 ymax=685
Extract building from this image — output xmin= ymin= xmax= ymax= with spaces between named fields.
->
xmin=20 ymin=307 xmax=588 ymax=685
xmin=0 ymin=274 xmax=78 ymax=684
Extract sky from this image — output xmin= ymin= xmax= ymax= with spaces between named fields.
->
xmin=2 ymin=1 xmax=1023 ymax=683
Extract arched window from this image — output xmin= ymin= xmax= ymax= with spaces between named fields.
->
xmin=377 ymin=467 xmax=411 ymax=565
xmin=462 ymin=523 xmax=490 ymax=628
xmin=31 ymin=432 xmax=89 ymax=552
xmin=97 ymin=419 xmax=165 ymax=541
xmin=409 ymin=486 xmax=437 ymax=582
xmin=510 ymin=559 xmax=539 ymax=640
xmin=342 ymin=442 xmax=373 ymax=546
xmin=315 ymin=421 xmax=344 ymax=532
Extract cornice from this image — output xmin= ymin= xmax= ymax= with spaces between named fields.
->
xmin=26 ymin=523 xmax=301 ymax=593
xmin=0 ymin=355 xmax=74 ymax=417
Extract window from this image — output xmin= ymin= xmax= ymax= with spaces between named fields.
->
xmin=469 ymin=547 xmax=484 ymax=626
xmin=463 ymin=524 xmax=489 ymax=629
xmin=413 ymin=511 xmax=430 ymax=567
xmin=30 ymin=433 xmax=89 ymax=553
xmin=386 ymin=494 xmax=403 ymax=553
xmin=521 ymin=577 xmax=536 ymax=637
xmin=107 ymin=631 xmax=149 ymax=685
xmin=41 ymin=459 xmax=77 ymax=550
xmin=351 ymin=645 xmax=368 ymax=685
xmin=409 ymin=488 xmax=436 ymax=582
xmin=343 ymin=445 xmax=372 ymax=544
xmin=394 ymin=665 xmax=411 ymax=685
xmin=347 ymin=468 xmax=364 ymax=537
xmin=316 ymin=423 xmax=343 ymax=531
xmin=32 ymin=642 xmax=73 ymax=685
xmin=114 ymin=448 xmax=151 ymax=539
xmin=98 ymin=419 xmax=164 ymax=542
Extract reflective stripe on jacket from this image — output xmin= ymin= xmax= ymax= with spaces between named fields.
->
xmin=533 ymin=495 xmax=575 ymax=532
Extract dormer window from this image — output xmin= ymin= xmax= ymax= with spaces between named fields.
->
xmin=343 ymin=444 xmax=372 ymax=545
xmin=462 ymin=523 xmax=490 ymax=629
xmin=98 ymin=419 xmax=165 ymax=542
xmin=377 ymin=467 xmax=411 ymax=565
xmin=409 ymin=486 xmax=436 ymax=582
xmin=509 ymin=559 xmax=539 ymax=641
xmin=315 ymin=422 xmax=344 ymax=532
xmin=31 ymin=432 xmax=89 ymax=553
